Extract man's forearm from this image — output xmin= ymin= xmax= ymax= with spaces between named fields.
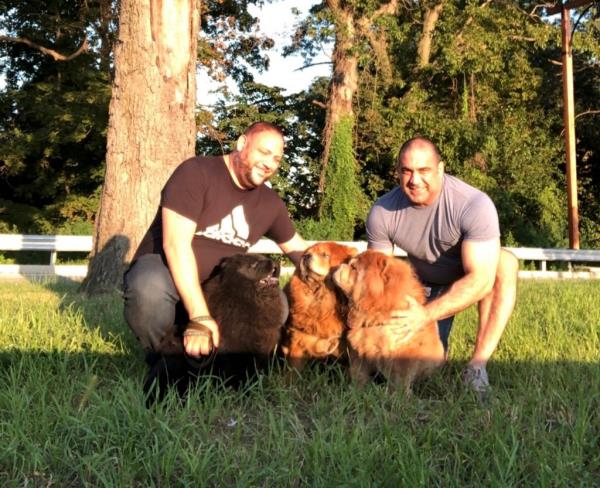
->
xmin=425 ymin=273 xmax=491 ymax=322
xmin=164 ymin=245 xmax=211 ymax=319
xmin=278 ymin=232 xmax=309 ymax=268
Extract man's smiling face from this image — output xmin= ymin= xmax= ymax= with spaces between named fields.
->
xmin=397 ymin=143 xmax=444 ymax=207
xmin=233 ymin=130 xmax=284 ymax=189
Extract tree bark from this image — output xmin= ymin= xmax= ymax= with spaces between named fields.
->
xmin=81 ymin=0 xmax=199 ymax=294
xmin=417 ymin=3 xmax=444 ymax=68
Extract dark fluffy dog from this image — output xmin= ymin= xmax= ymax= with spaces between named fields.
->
xmin=144 ymin=253 xmax=287 ymax=403
xmin=281 ymin=242 xmax=358 ymax=371
xmin=333 ymin=251 xmax=445 ymax=393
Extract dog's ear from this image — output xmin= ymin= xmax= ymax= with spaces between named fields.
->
xmin=376 ymin=255 xmax=392 ymax=285
xmin=273 ymin=259 xmax=281 ymax=278
xmin=206 ymin=257 xmax=228 ymax=280
xmin=361 ymin=259 xmax=385 ymax=298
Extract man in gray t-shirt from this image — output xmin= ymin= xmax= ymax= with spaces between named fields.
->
xmin=366 ymin=137 xmax=518 ymax=394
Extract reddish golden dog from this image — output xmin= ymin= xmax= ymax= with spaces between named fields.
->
xmin=333 ymin=250 xmax=445 ymax=393
xmin=282 ymin=242 xmax=358 ymax=370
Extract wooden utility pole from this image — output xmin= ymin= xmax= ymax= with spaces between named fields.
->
xmin=547 ymin=0 xmax=593 ymax=249
xmin=560 ymin=3 xmax=579 ymax=249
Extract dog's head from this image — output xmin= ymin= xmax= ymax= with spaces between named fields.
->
xmin=210 ymin=253 xmax=280 ymax=288
xmin=298 ymin=242 xmax=358 ymax=282
xmin=332 ymin=250 xmax=425 ymax=326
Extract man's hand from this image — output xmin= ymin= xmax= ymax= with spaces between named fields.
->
xmin=382 ymin=296 xmax=432 ymax=344
xmin=183 ymin=317 xmax=221 ymax=357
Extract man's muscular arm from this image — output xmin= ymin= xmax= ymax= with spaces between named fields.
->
xmin=162 ymin=207 xmax=220 ymax=356
xmin=394 ymin=238 xmax=500 ymax=328
xmin=424 ymin=238 xmax=499 ymax=320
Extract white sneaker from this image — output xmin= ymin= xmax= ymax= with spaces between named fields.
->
xmin=462 ymin=364 xmax=491 ymax=395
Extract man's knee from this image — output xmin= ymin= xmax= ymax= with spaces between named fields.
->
xmin=498 ymin=248 xmax=519 ymax=283
xmin=123 ymin=254 xmax=179 ymax=351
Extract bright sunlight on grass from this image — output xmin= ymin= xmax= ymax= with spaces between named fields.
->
xmin=0 ymin=279 xmax=599 ymax=486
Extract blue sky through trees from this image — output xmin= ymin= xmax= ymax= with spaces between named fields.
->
xmin=197 ymin=0 xmax=332 ymax=105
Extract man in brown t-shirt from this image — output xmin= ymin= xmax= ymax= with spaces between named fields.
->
xmin=124 ymin=122 xmax=308 ymax=362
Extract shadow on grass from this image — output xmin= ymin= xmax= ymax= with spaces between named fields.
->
xmin=13 ymin=279 xmax=599 ymax=405
xmin=1 ymin=344 xmax=598 ymax=405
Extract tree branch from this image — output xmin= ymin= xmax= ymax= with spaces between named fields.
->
xmin=575 ymin=109 xmax=600 ymax=120
xmin=356 ymin=0 xmax=400 ymax=82
xmin=546 ymin=0 xmax=594 ymax=16
xmin=455 ymin=0 xmax=493 ymax=46
xmin=509 ymin=35 xmax=537 ymax=42
xmin=560 ymin=110 xmax=600 ymax=135
xmin=417 ymin=3 xmax=444 ymax=67
xmin=0 ymin=35 xmax=89 ymax=61
xmin=372 ymin=0 xmax=399 ymax=18
xmin=294 ymin=61 xmax=334 ymax=72
xmin=527 ymin=3 xmax=554 ymax=18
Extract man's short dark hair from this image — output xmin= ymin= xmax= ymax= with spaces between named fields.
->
xmin=244 ymin=122 xmax=284 ymax=140
xmin=397 ymin=137 xmax=441 ymax=167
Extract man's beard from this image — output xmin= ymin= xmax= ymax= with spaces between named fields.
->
xmin=234 ymin=154 xmax=259 ymax=188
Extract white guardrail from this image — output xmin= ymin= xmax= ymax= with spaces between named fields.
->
xmin=0 ymin=234 xmax=599 ymax=280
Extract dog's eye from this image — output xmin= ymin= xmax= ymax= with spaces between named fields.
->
xmin=320 ymin=252 xmax=330 ymax=259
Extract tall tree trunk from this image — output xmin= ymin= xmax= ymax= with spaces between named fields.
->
xmin=318 ymin=0 xmax=398 ymax=226
xmin=318 ymin=4 xmax=358 ymax=199
xmin=81 ymin=0 xmax=199 ymax=294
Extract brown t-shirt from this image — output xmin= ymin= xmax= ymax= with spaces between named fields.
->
xmin=134 ymin=155 xmax=296 ymax=281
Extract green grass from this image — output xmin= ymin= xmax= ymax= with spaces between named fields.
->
xmin=0 ymin=279 xmax=599 ymax=486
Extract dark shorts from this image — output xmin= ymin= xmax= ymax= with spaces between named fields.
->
xmin=424 ymin=284 xmax=455 ymax=352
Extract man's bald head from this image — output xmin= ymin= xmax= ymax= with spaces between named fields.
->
xmin=394 ymin=136 xmax=444 ymax=207
xmin=396 ymin=137 xmax=441 ymax=169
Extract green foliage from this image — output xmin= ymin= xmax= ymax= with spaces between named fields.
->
xmin=0 ymin=0 xmax=113 ymax=234
xmin=350 ymin=0 xmax=599 ymax=247
xmin=198 ymin=0 xmax=275 ymax=85
xmin=282 ymin=2 xmax=334 ymax=63
xmin=1 ymin=0 xmax=599 ymax=249
xmin=318 ymin=115 xmax=367 ymax=240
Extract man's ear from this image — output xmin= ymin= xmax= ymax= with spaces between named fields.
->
xmin=236 ymin=134 xmax=247 ymax=152
xmin=438 ymin=161 xmax=445 ymax=174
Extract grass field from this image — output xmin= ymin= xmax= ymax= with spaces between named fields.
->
xmin=0 ymin=279 xmax=599 ymax=487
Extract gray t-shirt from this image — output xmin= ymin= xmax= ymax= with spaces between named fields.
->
xmin=366 ymin=174 xmax=500 ymax=285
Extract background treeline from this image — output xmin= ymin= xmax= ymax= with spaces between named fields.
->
xmin=1 ymin=0 xmax=599 ymax=248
